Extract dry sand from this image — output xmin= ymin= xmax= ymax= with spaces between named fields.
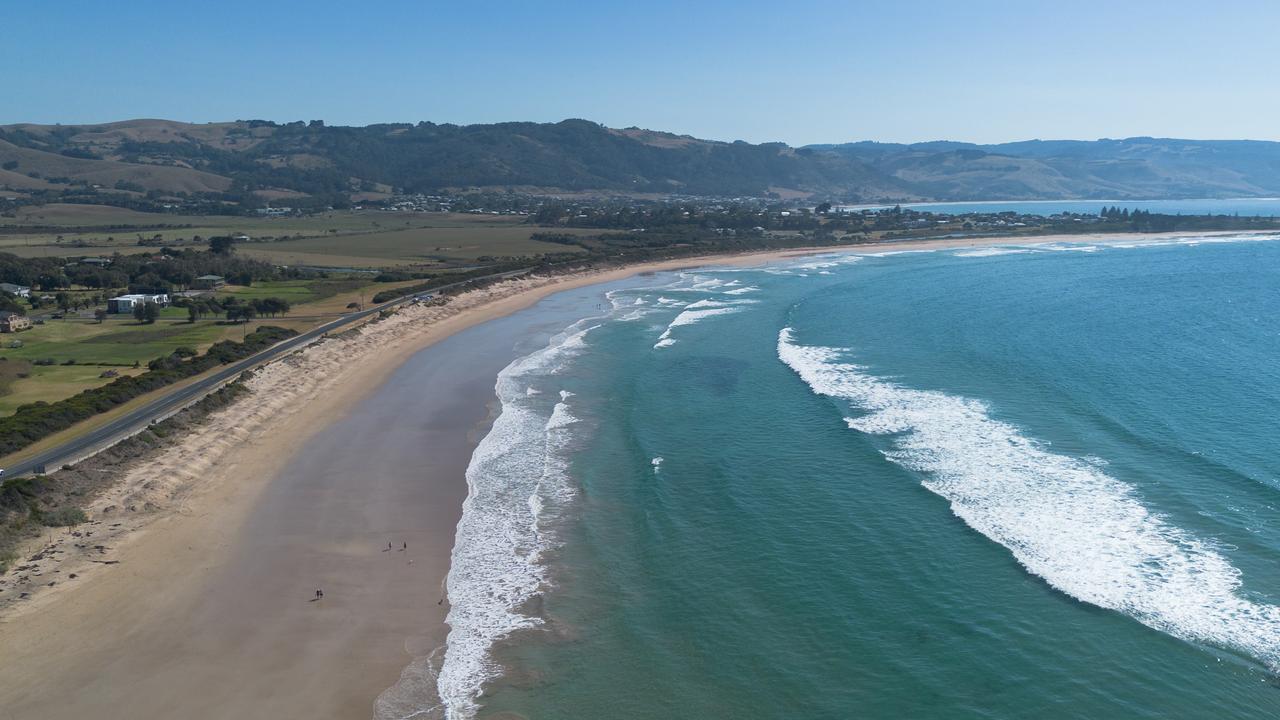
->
xmin=0 ymin=228 xmax=1271 ymax=719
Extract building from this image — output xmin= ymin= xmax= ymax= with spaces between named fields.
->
xmin=0 ymin=282 xmax=30 ymax=298
xmin=0 ymin=311 xmax=32 ymax=333
xmin=193 ymin=274 xmax=226 ymax=290
xmin=107 ymin=293 xmax=170 ymax=314
xmin=80 ymin=257 xmax=112 ymax=268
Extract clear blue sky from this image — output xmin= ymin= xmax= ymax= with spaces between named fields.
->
xmin=5 ymin=0 xmax=1278 ymax=145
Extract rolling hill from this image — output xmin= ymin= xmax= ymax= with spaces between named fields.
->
xmin=3 ymin=119 xmax=1280 ymax=205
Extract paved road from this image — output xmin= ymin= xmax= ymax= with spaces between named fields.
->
xmin=1 ymin=268 xmax=531 ymax=477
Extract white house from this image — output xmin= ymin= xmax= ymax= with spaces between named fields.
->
xmin=0 ymin=282 xmax=30 ymax=298
xmin=107 ymin=293 xmax=170 ymax=313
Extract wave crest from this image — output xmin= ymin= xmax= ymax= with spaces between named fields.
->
xmin=778 ymin=327 xmax=1280 ymax=669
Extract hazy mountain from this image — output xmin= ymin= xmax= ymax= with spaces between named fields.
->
xmin=817 ymin=138 xmax=1280 ymax=200
xmin=3 ymin=119 xmax=1280 ymax=205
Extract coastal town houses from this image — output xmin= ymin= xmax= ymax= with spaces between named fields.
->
xmin=107 ymin=293 xmax=170 ymax=314
xmin=0 ymin=311 xmax=32 ymax=333
xmin=0 ymin=282 xmax=31 ymax=298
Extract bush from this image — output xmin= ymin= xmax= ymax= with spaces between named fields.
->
xmin=39 ymin=506 xmax=87 ymax=527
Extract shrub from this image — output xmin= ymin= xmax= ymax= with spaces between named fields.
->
xmin=39 ymin=506 xmax=87 ymax=527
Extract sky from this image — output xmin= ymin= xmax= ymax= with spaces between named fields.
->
xmin=4 ymin=0 xmax=1279 ymax=146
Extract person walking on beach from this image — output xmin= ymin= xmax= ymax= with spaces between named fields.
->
xmin=402 ymin=541 xmax=407 ymax=551
xmin=315 ymin=589 xmax=323 ymax=600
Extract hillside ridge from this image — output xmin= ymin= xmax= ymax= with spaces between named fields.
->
xmin=4 ymin=119 xmax=1280 ymax=206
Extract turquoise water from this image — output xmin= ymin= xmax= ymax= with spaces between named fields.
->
xmin=442 ymin=233 xmax=1280 ymax=719
xmin=843 ymin=198 xmax=1280 ymax=216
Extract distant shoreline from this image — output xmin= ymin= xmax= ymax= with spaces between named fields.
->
xmin=1 ymin=227 xmax=1278 ymax=718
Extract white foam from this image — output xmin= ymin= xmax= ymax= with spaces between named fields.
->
xmin=684 ymin=298 xmax=758 ymax=310
xmin=789 ymin=254 xmax=864 ymax=271
xmin=723 ymin=286 xmax=760 ymax=295
xmin=653 ymin=306 xmax=744 ymax=349
xmin=778 ymin=328 xmax=1280 ymax=669
xmin=651 ymin=456 xmax=664 ymax=473
xmin=1039 ymin=243 xmax=1099 ymax=253
xmin=691 ymin=277 xmax=728 ymax=290
xmin=438 ymin=325 xmax=593 ymax=719
xmin=954 ymin=247 xmax=1034 ymax=258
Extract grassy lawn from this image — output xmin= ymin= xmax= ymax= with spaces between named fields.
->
xmin=218 ymin=279 xmax=320 ymax=303
xmin=0 ymin=363 xmax=147 ymax=415
xmin=215 ymin=278 xmax=372 ymax=305
xmin=0 ymin=318 xmax=235 ymax=366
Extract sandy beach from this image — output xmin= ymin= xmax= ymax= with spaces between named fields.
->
xmin=0 ymin=227 xmax=1272 ymax=719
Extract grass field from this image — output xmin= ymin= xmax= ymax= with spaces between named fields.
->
xmin=0 ymin=363 xmax=147 ymax=415
xmin=0 ymin=317 xmax=230 ymax=416
xmin=216 ymin=278 xmax=368 ymax=305
xmin=0 ymin=204 xmax=577 ymax=418
xmin=0 ymin=206 xmax=585 ymax=266
xmin=237 ymin=224 xmax=589 ymax=266
xmin=0 ymin=272 xmax=420 ymax=415
xmin=0 ymin=318 xmax=236 ymax=366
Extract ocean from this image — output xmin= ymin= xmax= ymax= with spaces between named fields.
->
xmin=439 ymin=232 xmax=1280 ymax=719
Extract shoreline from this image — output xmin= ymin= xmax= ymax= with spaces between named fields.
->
xmin=1 ymin=227 xmax=1276 ymax=718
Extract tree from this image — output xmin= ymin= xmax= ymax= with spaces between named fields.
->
xmin=250 ymin=297 xmax=290 ymax=317
xmin=55 ymin=292 xmax=72 ymax=315
xmin=187 ymin=305 xmax=199 ymax=323
xmin=226 ymin=305 xmax=257 ymax=323
xmin=94 ymin=308 xmax=108 ymax=324
xmin=133 ymin=301 xmax=160 ymax=324
xmin=209 ymin=236 xmax=236 ymax=255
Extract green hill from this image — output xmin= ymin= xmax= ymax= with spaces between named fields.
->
xmin=5 ymin=118 xmax=1280 ymax=205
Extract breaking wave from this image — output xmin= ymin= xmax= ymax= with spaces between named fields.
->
xmin=436 ymin=325 xmax=593 ymax=718
xmin=654 ymin=306 xmax=746 ymax=348
xmin=777 ymin=327 xmax=1280 ymax=669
